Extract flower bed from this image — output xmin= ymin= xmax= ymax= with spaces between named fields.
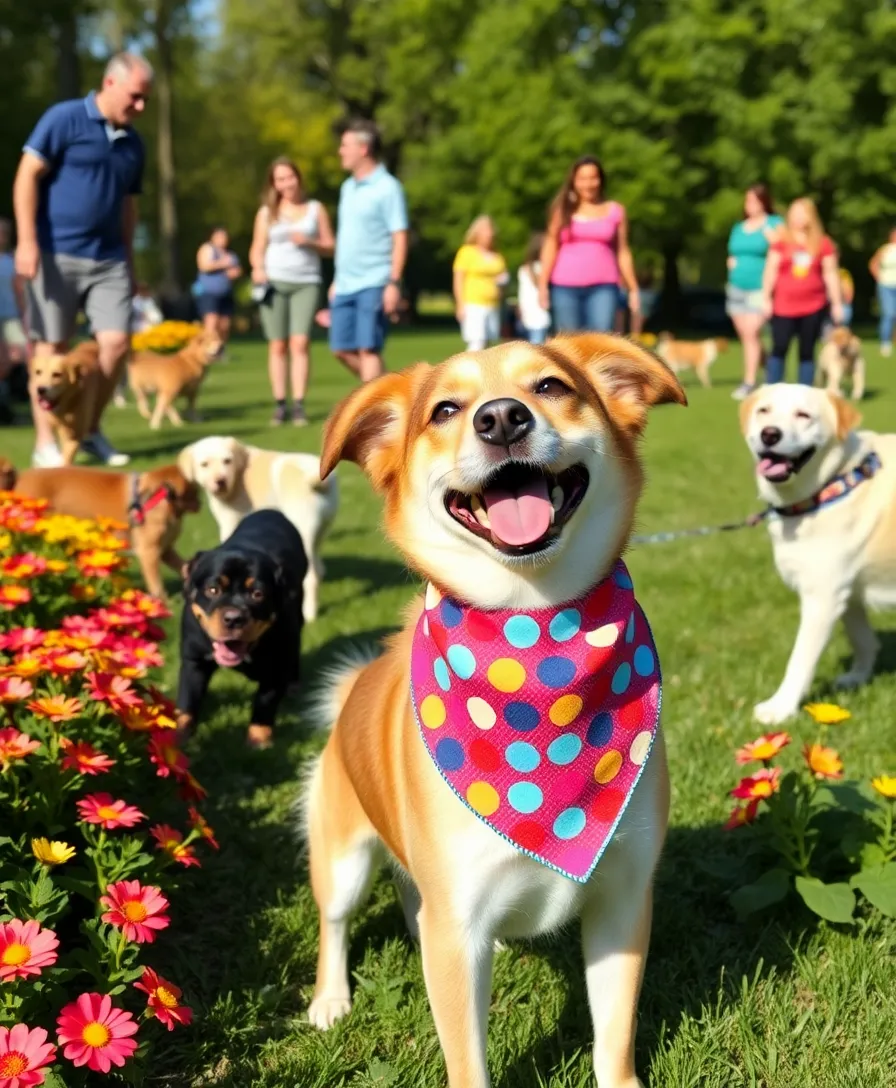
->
xmin=130 ymin=320 xmax=202 ymax=355
xmin=0 ymin=491 xmax=214 ymax=1085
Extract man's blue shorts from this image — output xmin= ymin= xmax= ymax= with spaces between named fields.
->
xmin=329 ymin=286 xmax=388 ymax=353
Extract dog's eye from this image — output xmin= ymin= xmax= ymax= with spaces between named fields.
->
xmin=431 ymin=401 xmax=461 ymax=424
xmin=756 ymin=405 xmax=771 ymax=415
xmin=223 ymin=458 xmax=232 ymax=466
xmin=795 ymin=410 xmax=811 ymax=421
xmin=205 ymin=584 xmax=220 ymax=597
xmin=535 ymin=376 xmax=572 ymax=398
xmin=199 ymin=462 xmax=209 ymax=469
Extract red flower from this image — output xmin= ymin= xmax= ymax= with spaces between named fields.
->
xmin=1 ymin=554 xmax=48 ymax=579
xmin=188 ymin=806 xmax=219 ymax=850
xmin=730 ymin=767 xmax=781 ymax=801
xmin=150 ymin=825 xmax=201 ymax=868
xmin=0 ymin=728 xmax=41 ymax=766
xmin=76 ymin=793 xmax=145 ymax=830
xmin=60 ymin=740 xmax=115 ymax=776
xmin=179 ymin=772 xmax=208 ymax=802
xmin=148 ymin=733 xmax=190 ymax=780
xmin=56 ymin=993 xmax=138 ymax=1073
xmin=134 ymin=967 xmax=193 ymax=1030
xmin=0 ymin=1023 xmax=57 ymax=1087
xmin=99 ymin=880 xmax=170 ymax=944
xmin=84 ymin=672 xmax=142 ymax=710
xmin=724 ymin=799 xmax=761 ymax=830
xmin=0 ymin=920 xmax=59 ymax=982
xmin=0 ymin=628 xmax=46 ymax=653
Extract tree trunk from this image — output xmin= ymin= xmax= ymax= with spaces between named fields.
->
xmin=155 ymin=1 xmax=180 ymax=295
xmin=658 ymin=243 xmax=681 ymax=324
xmin=55 ymin=7 xmax=81 ymax=99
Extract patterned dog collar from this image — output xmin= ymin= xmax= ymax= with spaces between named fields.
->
xmin=771 ymin=450 xmax=881 ymax=518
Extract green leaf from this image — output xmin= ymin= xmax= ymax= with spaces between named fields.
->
xmin=858 ymin=843 xmax=887 ymax=870
xmin=794 ymin=876 xmax=855 ymax=923
xmin=850 ymin=863 xmax=896 ymax=917
xmin=824 ymin=783 xmax=876 ymax=815
xmin=729 ymin=868 xmax=791 ymax=918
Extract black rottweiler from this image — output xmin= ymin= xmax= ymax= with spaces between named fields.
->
xmin=178 ymin=509 xmax=307 ymax=747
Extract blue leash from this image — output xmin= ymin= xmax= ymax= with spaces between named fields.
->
xmin=631 ymin=511 xmax=768 ymax=546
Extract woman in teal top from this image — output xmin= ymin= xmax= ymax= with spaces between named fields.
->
xmin=726 ymin=184 xmax=783 ymax=400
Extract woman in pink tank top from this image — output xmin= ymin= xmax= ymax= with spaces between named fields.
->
xmin=538 ymin=157 xmax=639 ymax=332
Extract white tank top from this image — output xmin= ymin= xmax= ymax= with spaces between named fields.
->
xmin=879 ymin=243 xmax=896 ymax=288
xmin=263 ymin=201 xmax=321 ymax=284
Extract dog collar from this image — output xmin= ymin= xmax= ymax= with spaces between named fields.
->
xmin=410 ymin=561 xmax=661 ymax=883
xmin=770 ymin=450 xmax=881 ymax=518
xmin=128 ymin=474 xmax=174 ymax=527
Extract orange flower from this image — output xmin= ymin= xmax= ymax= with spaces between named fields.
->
xmin=150 ymin=824 xmax=201 ymax=868
xmin=26 ymin=695 xmax=83 ymax=723
xmin=75 ymin=550 xmax=124 ymax=578
xmin=45 ymin=558 xmax=69 ymax=574
xmin=47 ymin=650 xmax=89 ymax=676
xmin=724 ymin=799 xmax=760 ymax=830
xmin=0 ymin=656 xmax=45 ymax=679
xmin=735 ymin=732 xmax=791 ymax=765
xmin=0 ymin=727 xmax=41 ymax=765
xmin=731 ymin=767 xmax=781 ymax=800
xmin=0 ymin=677 xmax=34 ymax=704
xmin=803 ymin=743 xmax=844 ymax=779
xmin=60 ymin=739 xmax=116 ymax=776
xmin=188 ymin=806 xmax=219 ymax=850
xmin=0 ymin=585 xmax=31 ymax=609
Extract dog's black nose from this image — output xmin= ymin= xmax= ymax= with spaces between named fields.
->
xmin=760 ymin=426 xmax=783 ymax=448
xmin=473 ymin=398 xmax=535 ymax=447
xmin=36 ymin=386 xmax=48 ymax=396
xmin=222 ymin=608 xmax=244 ymax=630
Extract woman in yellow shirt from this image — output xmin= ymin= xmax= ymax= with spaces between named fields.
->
xmin=453 ymin=216 xmax=509 ymax=350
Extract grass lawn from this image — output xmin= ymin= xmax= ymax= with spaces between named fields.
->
xmin=3 ymin=332 xmax=895 ymax=1086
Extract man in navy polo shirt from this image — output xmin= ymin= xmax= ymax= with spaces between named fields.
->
xmin=13 ymin=52 xmax=152 ymax=467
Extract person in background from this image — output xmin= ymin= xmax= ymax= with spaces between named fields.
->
xmin=194 ymin=226 xmax=241 ymax=352
xmin=538 ymin=156 xmax=639 ymax=332
xmin=329 ymin=119 xmax=408 ymax=383
xmin=0 ymin=219 xmax=25 ymax=424
xmin=726 ymin=184 xmax=784 ymax=401
xmin=453 ymin=216 xmax=509 ymax=351
xmin=13 ymin=52 xmax=152 ymax=467
xmin=868 ymin=227 xmax=896 ymax=356
xmin=838 ymin=267 xmax=854 ymax=326
xmin=516 ymin=231 xmax=551 ymax=344
xmin=249 ymin=157 xmax=334 ymax=426
xmin=761 ymin=197 xmax=843 ymax=385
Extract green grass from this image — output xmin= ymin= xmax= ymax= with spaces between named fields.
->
xmin=4 ymin=333 xmax=896 ymax=1086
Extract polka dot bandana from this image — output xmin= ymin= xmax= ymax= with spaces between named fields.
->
xmin=411 ymin=560 xmax=661 ymax=883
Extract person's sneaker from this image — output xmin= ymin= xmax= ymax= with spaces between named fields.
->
xmin=292 ymin=401 xmax=308 ymax=427
xmin=270 ymin=403 xmax=288 ymax=426
xmin=81 ymin=432 xmax=130 ymax=467
xmin=881 ymin=343 xmax=892 ymax=357
xmin=31 ymin=443 xmax=64 ymax=468
xmin=731 ymin=382 xmax=755 ymax=401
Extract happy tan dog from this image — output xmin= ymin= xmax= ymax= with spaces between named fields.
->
xmin=303 ymin=334 xmax=686 ymax=1088
xmin=741 ymin=383 xmax=896 ymax=724
xmin=28 ymin=341 xmax=100 ymax=464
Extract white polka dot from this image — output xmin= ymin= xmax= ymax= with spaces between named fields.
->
xmin=423 ymin=615 xmax=430 ymax=637
xmin=629 ymin=730 xmax=652 ymax=766
xmin=425 ymin=584 xmax=442 ymax=610
xmin=467 ymin=696 xmax=497 ymax=730
xmin=585 ymin=622 xmax=619 ymax=648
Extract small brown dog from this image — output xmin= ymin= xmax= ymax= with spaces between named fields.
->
xmin=12 ymin=464 xmax=201 ymax=598
xmin=818 ymin=326 xmax=865 ymax=400
xmin=28 ymin=341 xmax=101 ymax=463
xmin=655 ymin=332 xmax=728 ymax=388
xmin=129 ymin=332 xmax=222 ymax=430
xmin=0 ymin=457 xmax=16 ymax=491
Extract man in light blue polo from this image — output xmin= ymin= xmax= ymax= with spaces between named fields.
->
xmin=13 ymin=52 xmax=152 ymax=467
xmin=330 ymin=120 xmax=408 ymax=383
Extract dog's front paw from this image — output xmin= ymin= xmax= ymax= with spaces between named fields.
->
xmin=753 ymin=697 xmax=797 ymax=726
xmin=835 ymin=670 xmax=870 ymax=691
xmin=308 ymin=994 xmax=351 ymax=1030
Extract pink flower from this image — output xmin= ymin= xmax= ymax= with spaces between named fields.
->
xmin=0 ymin=728 xmax=41 ymax=767
xmin=56 ymin=993 xmax=138 ymax=1073
xmin=134 ymin=967 xmax=193 ymax=1030
xmin=150 ymin=824 xmax=201 ymax=868
xmin=76 ymin=793 xmax=145 ymax=830
xmin=60 ymin=740 xmax=116 ymax=776
xmin=99 ymin=880 xmax=170 ymax=944
xmin=0 ymin=920 xmax=59 ymax=982
xmin=0 ymin=628 xmax=46 ymax=654
xmin=0 ymin=1023 xmax=57 ymax=1087
xmin=147 ymin=732 xmax=190 ymax=780
xmin=84 ymin=671 xmax=142 ymax=710
xmin=0 ymin=678 xmax=34 ymax=705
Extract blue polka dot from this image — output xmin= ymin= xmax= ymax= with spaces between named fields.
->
xmin=547 ymin=733 xmax=583 ymax=766
xmin=614 ymin=568 xmax=633 ymax=589
xmin=625 ymin=611 xmax=636 ymax=644
xmin=587 ymin=712 xmax=613 ymax=747
xmin=433 ymin=657 xmax=451 ymax=692
xmin=537 ymin=656 xmax=576 ymax=689
xmin=447 ymin=644 xmax=476 ymax=679
xmin=553 ymin=807 xmax=586 ymax=840
xmin=611 ymin=662 xmax=632 ymax=695
xmin=504 ymin=615 xmax=540 ymax=649
xmin=504 ymin=701 xmax=540 ymax=732
xmin=549 ymin=609 xmax=581 ymax=643
xmin=506 ymin=741 xmax=541 ymax=773
xmin=435 ymin=737 xmax=465 ymax=771
xmin=634 ymin=644 xmax=655 ymax=677
xmin=440 ymin=600 xmax=463 ymax=628
xmin=508 ymin=781 xmax=544 ymax=814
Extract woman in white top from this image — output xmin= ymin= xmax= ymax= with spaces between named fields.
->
xmin=517 ymin=232 xmax=551 ymax=344
xmin=869 ymin=227 xmax=896 ymax=356
xmin=249 ymin=157 xmax=335 ymax=426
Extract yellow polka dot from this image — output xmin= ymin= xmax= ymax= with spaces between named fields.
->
xmin=549 ymin=694 xmax=584 ymax=727
xmin=594 ymin=750 xmax=623 ymax=784
xmin=420 ymin=694 xmax=446 ymax=729
xmin=467 ymin=696 xmax=497 ymax=730
xmin=585 ymin=622 xmax=619 ymax=648
xmin=487 ymin=658 xmax=526 ymax=693
xmin=629 ymin=731 xmax=652 ymax=766
xmin=425 ymin=584 xmax=442 ymax=610
xmin=467 ymin=781 xmax=500 ymax=816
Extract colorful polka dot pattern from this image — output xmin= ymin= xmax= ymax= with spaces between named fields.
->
xmin=411 ymin=560 xmax=661 ymax=883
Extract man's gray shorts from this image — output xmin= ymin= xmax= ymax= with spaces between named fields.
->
xmin=27 ymin=252 xmax=131 ymax=343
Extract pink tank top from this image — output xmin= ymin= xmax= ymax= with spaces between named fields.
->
xmin=551 ymin=203 xmax=623 ymax=288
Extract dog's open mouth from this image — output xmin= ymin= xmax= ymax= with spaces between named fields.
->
xmin=211 ymin=638 xmax=249 ymax=667
xmin=757 ymin=447 xmax=816 ymax=482
xmin=36 ymin=394 xmax=56 ymax=411
xmin=445 ymin=462 xmax=589 ymax=555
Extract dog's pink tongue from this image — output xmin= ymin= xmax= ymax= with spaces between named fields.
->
xmin=758 ymin=457 xmax=791 ymax=481
xmin=212 ymin=640 xmax=244 ymax=667
xmin=482 ymin=477 xmax=552 ymax=546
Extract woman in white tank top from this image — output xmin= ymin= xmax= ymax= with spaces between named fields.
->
xmin=249 ymin=157 xmax=335 ymax=425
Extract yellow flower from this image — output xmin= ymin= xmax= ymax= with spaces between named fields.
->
xmin=803 ymin=702 xmax=851 ymax=725
xmin=32 ymin=838 xmax=76 ymax=866
xmin=871 ymin=775 xmax=896 ymax=799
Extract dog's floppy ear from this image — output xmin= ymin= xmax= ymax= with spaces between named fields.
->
xmin=176 ymin=445 xmax=195 ymax=481
xmin=547 ymin=333 xmax=686 ymax=434
xmin=229 ymin=439 xmax=250 ymax=475
xmin=182 ymin=551 xmax=206 ymax=587
xmin=828 ymin=392 xmax=862 ymax=440
xmin=320 ymin=363 xmax=430 ymax=490
xmin=738 ymin=389 xmax=762 ymax=435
